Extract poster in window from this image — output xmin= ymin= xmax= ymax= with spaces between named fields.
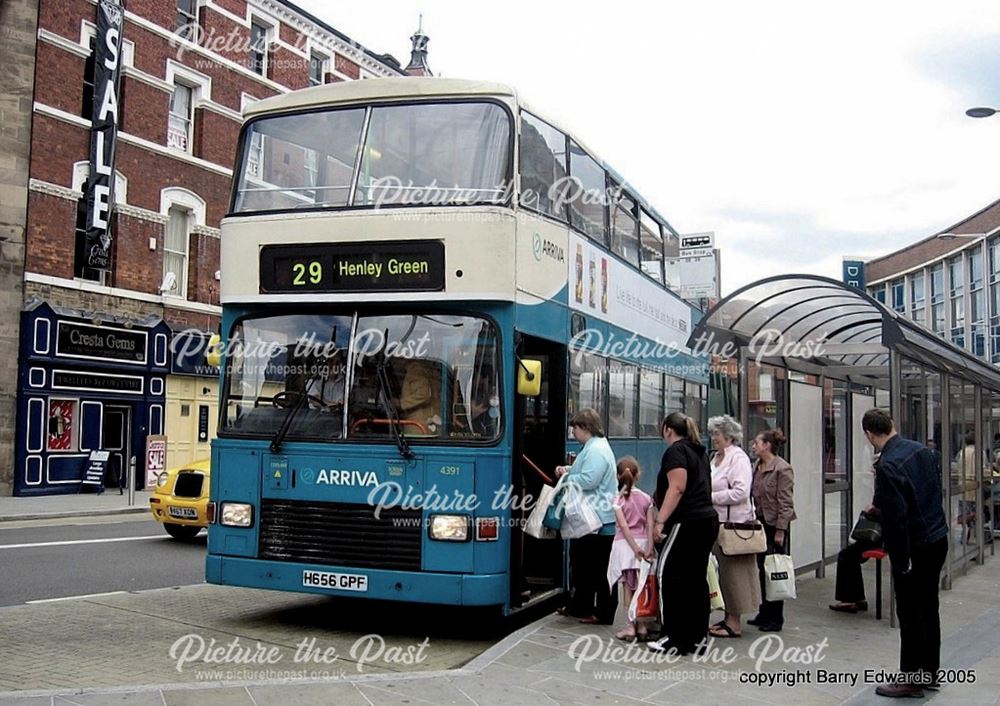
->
xmin=48 ymin=399 xmax=77 ymax=451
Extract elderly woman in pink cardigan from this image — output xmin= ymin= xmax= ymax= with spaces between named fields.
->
xmin=707 ymin=415 xmax=761 ymax=638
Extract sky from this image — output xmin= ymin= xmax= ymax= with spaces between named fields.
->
xmin=296 ymin=0 xmax=1000 ymax=295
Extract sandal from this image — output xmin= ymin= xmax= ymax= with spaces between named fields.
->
xmin=708 ymin=622 xmax=741 ymax=638
xmin=578 ymin=615 xmax=601 ymax=624
xmin=556 ymin=606 xmax=573 ymax=617
xmin=615 ymin=627 xmax=637 ymax=641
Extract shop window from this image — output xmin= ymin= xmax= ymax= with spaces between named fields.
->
xmin=47 ymin=399 xmax=79 ymax=452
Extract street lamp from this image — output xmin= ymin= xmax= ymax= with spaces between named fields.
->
xmin=936 ymin=232 xmax=987 ymax=241
xmin=966 ymin=107 xmax=998 ymax=118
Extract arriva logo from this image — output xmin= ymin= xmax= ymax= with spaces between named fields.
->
xmin=305 ymin=469 xmax=379 ymax=487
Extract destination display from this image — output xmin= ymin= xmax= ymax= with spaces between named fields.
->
xmin=259 ymin=240 xmax=445 ymax=293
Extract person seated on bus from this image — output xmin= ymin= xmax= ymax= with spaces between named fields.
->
xmin=304 ymin=351 xmax=346 ymax=412
xmin=453 ymin=374 xmax=499 ymax=438
xmin=608 ymin=396 xmax=630 ymax=437
xmin=398 ymin=359 xmax=443 ymax=434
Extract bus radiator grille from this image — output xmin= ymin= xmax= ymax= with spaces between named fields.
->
xmin=258 ymin=499 xmax=422 ymax=571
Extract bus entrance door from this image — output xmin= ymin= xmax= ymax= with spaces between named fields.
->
xmin=512 ymin=334 xmax=567 ymax=608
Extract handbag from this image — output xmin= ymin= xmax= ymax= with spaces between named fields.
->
xmin=707 ymin=554 xmax=725 ymax=611
xmin=763 ymin=553 xmax=796 ymax=601
xmin=559 ymin=480 xmax=603 ymax=539
xmin=524 ymin=482 xmax=558 ymax=539
xmin=628 ymin=558 xmax=659 ymax=621
xmin=542 ymin=475 xmax=568 ymax=531
xmin=718 ymin=495 xmax=767 ymax=555
xmin=850 ymin=511 xmax=882 ymax=544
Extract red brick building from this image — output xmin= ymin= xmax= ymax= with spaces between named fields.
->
xmin=6 ymin=0 xmax=417 ymax=495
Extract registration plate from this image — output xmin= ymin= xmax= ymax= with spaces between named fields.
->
xmin=167 ymin=506 xmax=198 ymax=519
xmin=302 ymin=570 xmax=368 ymax=592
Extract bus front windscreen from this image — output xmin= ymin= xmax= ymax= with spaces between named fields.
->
xmin=222 ymin=313 xmax=502 ymax=444
xmin=233 ymin=102 xmax=511 ymax=213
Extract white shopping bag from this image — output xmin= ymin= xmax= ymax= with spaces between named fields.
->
xmin=707 ymin=554 xmax=725 ymax=611
xmin=559 ymin=481 xmax=602 ymax=539
xmin=524 ymin=482 xmax=558 ymax=539
xmin=763 ymin=553 xmax=797 ymax=601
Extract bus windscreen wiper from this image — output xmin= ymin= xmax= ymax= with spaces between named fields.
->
xmin=270 ymin=391 xmax=308 ymax=453
xmin=375 ymin=344 xmax=414 ymax=460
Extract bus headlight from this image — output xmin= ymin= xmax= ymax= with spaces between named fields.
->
xmin=428 ymin=515 xmax=470 ymax=541
xmin=220 ymin=502 xmax=254 ymax=527
xmin=156 ymin=472 xmax=169 ymax=488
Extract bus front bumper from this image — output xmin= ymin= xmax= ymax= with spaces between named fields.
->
xmin=206 ymin=555 xmax=508 ymax=606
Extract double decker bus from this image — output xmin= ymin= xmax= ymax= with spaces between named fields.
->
xmin=206 ymin=77 xmax=708 ymax=613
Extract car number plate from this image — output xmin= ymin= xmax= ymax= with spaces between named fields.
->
xmin=302 ymin=570 xmax=368 ymax=592
xmin=167 ymin=506 xmax=198 ymax=519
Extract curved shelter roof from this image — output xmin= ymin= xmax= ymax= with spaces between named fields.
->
xmin=689 ymin=275 xmax=1000 ymax=390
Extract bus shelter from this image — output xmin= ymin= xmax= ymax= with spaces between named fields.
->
xmin=691 ymin=275 xmax=1000 ymax=589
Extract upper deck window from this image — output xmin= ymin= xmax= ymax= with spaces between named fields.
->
xmin=567 ymin=142 xmax=607 ymax=244
xmin=232 ymin=101 xmax=512 ymax=215
xmin=519 ymin=111 xmax=568 ymax=221
xmin=354 ymin=102 xmax=510 ymax=207
xmin=234 ymin=108 xmax=366 ymax=212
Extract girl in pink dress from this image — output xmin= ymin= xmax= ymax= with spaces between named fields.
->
xmin=607 ymin=456 xmax=654 ymax=640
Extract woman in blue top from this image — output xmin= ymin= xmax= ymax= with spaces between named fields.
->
xmin=554 ymin=408 xmax=619 ymax=624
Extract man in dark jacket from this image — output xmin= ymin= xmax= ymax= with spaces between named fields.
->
xmin=862 ymin=409 xmax=948 ymax=698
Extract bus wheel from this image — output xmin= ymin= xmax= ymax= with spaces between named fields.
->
xmin=164 ymin=523 xmax=202 ymax=540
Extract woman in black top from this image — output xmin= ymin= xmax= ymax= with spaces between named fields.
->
xmin=647 ymin=412 xmax=719 ymax=656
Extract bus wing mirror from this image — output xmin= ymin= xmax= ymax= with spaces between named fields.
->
xmin=206 ymin=333 xmax=222 ymax=368
xmin=517 ymin=359 xmax=542 ymax=397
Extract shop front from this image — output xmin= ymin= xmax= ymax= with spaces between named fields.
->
xmin=14 ymin=301 xmax=170 ymax=496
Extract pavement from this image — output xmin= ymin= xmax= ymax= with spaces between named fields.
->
xmin=1 ymin=494 xmax=1000 ymax=704
xmin=0 ymin=490 xmax=151 ymax=522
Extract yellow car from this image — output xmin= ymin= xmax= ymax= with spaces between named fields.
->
xmin=149 ymin=458 xmax=211 ymax=540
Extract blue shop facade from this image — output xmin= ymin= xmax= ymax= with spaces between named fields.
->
xmin=14 ymin=301 xmax=171 ymax=496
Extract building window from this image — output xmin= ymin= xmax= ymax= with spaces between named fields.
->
xmin=949 ymin=257 xmax=965 ymax=349
xmin=970 ymin=249 xmax=985 ymax=356
xmin=250 ymin=20 xmax=269 ymax=75
xmin=910 ymin=271 xmax=926 ymax=327
xmin=309 ymin=52 xmax=326 ymax=86
xmin=870 ymin=284 xmax=886 ymax=304
xmin=930 ymin=264 xmax=945 ymax=334
xmin=73 ymin=179 xmax=109 ymax=284
xmin=176 ymin=0 xmax=198 ymax=39
xmin=989 ymin=240 xmax=1000 ymax=361
xmin=168 ymin=83 xmax=193 ymax=152
xmin=163 ymin=205 xmax=190 ymax=298
xmin=82 ymin=37 xmax=96 ymax=119
xmin=891 ymin=278 xmax=905 ymax=313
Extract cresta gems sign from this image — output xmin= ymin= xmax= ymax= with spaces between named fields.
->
xmin=84 ymin=0 xmax=125 ymax=271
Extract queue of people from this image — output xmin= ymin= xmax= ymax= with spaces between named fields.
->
xmin=552 ymin=406 xmax=950 ymax=699
xmin=553 ymin=408 xmax=797 ymax=656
